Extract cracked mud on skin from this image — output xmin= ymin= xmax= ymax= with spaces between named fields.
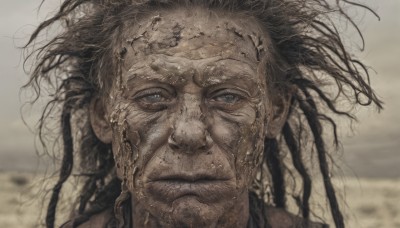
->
xmin=100 ymin=6 xmax=283 ymax=228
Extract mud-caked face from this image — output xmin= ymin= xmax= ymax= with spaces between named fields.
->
xmin=98 ymin=7 xmax=280 ymax=227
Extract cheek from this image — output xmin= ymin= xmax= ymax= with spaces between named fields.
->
xmin=132 ymin=112 xmax=171 ymax=186
xmin=211 ymin=104 xmax=266 ymax=186
xmin=109 ymin=101 xmax=169 ymax=191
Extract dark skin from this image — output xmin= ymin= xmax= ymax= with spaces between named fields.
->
xmin=90 ymin=7 xmax=291 ymax=228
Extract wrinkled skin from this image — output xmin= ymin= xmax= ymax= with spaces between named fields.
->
xmin=91 ymin=7 xmax=289 ymax=228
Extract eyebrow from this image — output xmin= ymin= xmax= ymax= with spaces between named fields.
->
xmin=197 ymin=59 xmax=259 ymax=87
xmin=126 ymin=66 xmax=187 ymax=86
xmin=125 ymin=58 xmax=260 ymax=88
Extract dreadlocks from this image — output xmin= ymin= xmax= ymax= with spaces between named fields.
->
xmin=24 ymin=1 xmax=383 ymax=228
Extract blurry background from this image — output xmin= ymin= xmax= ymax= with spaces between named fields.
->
xmin=0 ymin=0 xmax=398 ymax=227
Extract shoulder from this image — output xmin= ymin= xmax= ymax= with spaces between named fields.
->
xmin=60 ymin=209 xmax=114 ymax=228
xmin=265 ymin=206 xmax=328 ymax=228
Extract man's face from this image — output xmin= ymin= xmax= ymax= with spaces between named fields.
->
xmin=101 ymin=7 xmax=277 ymax=227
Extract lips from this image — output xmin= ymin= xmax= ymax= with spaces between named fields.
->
xmin=145 ymin=173 xmax=235 ymax=202
xmin=153 ymin=173 xmax=230 ymax=183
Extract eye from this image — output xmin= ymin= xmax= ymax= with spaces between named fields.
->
xmin=208 ymin=88 xmax=247 ymax=111
xmin=213 ymin=93 xmax=241 ymax=104
xmin=133 ymin=88 xmax=174 ymax=111
xmin=139 ymin=93 xmax=166 ymax=103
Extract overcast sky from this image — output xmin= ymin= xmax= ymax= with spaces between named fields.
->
xmin=0 ymin=0 xmax=399 ymax=177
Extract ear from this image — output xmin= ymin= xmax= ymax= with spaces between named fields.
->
xmin=90 ymin=97 xmax=113 ymax=144
xmin=265 ymin=91 xmax=291 ymax=139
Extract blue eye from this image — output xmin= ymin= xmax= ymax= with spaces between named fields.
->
xmin=208 ymin=88 xmax=247 ymax=111
xmin=133 ymin=88 xmax=174 ymax=111
xmin=140 ymin=93 xmax=165 ymax=103
xmin=214 ymin=94 xmax=241 ymax=104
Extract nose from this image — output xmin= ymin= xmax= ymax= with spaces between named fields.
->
xmin=168 ymin=97 xmax=213 ymax=153
xmin=168 ymin=120 xmax=213 ymax=152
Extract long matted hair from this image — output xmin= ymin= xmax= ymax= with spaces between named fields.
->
xmin=24 ymin=1 xmax=383 ymax=227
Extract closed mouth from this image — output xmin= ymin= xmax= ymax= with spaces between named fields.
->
xmin=145 ymin=173 xmax=235 ymax=202
xmin=150 ymin=173 xmax=231 ymax=183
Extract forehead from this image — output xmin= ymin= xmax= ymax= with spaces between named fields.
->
xmin=115 ymin=6 xmax=271 ymax=86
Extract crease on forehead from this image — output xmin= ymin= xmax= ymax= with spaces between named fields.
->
xmin=116 ymin=6 xmax=273 ymax=92
xmin=126 ymin=54 xmax=259 ymax=88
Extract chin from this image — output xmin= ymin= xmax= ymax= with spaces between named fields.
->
xmin=169 ymin=196 xmax=221 ymax=228
xmin=137 ymin=184 xmax=241 ymax=228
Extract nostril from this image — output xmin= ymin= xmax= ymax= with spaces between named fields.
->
xmin=168 ymin=134 xmax=180 ymax=150
xmin=198 ymin=145 xmax=208 ymax=151
xmin=195 ymin=134 xmax=213 ymax=151
xmin=169 ymin=144 xmax=180 ymax=150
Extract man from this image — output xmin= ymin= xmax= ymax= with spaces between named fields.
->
xmin=24 ymin=0 xmax=382 ymax=227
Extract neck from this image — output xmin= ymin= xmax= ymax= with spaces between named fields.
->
xmin=131 ymin=191 xmax=250 ymax=228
